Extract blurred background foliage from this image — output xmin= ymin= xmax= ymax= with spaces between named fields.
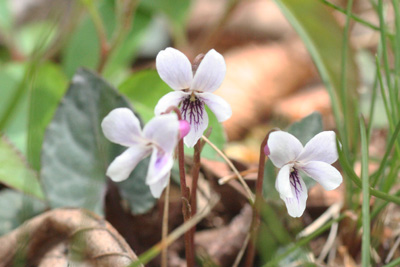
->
xmin=0 ymin=0 xmax=400 ymax=266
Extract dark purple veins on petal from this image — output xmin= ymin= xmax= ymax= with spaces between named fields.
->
xmin=289 ymin=167 xmax=303 ymax=203
xmin=180 ymin=95 xmax=204 ymax=130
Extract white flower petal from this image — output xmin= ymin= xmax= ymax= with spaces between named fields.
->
xmin=154 ymin=91 xmax=188 ymax=115
xmin=143 ymin=113 xmax=180 ymax=154
xmin=297 ymin=131 xmax=338 ymax=164
xmin=267 ymin=131 xmax=303 ymax=168
xmin=146 ymin=147 xmax=174 ymax=185
xmin=275 ymin=164 xmax=294 ymax=198
xmin=148 ymin=172 xmax=170 ymax=198
xmin=101 ymin=108 xmax=143 ymax=146
xmin=190 ymin=49 xmax=226 ymax=93
xmin=106 ymin=146 xmax=151 ymax=182
xmin=280 ymin=176 xmax=308 ymax=218
xmin=301 ymin=161 xmax=343 ymax=191
xmin=200 ymin=92 xmax=232 ymax=122
xmin=156 ymin=47 xmax=193 ymax=90
xmin=182 ymin=102 xmax=209 ymax=147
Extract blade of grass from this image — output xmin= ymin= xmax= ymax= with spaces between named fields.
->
xmin=383 ymin=256 xmax=400 ymax=267
xmin=360 ymin=118 xmax=371 ymax=266
xmin=378 ymin=0 xmax=397 ymax=119
xmin=338 ymin=143 xmax=400 ymax=205
xmin=319 ymin=0 xmax=382 ymax=32
xmin=263 ymin=214 xmax=345 ymax=267
xmin=371 ymin=118 xmax=400 ymax=186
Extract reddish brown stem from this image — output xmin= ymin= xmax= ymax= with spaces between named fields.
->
xmin=244 ymin=130 xmax=275 ymax=267
xmin=165 ymin=106 xmax=195 ymax=267
xmin=189 ymin=142 xmax=201 ymax=257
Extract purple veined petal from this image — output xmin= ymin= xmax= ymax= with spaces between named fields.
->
xmin=156 ymin=47 xmax=193 ymax=90
xmin=190 ymin=49 xmax=226 ymax=93
xmin=147 ymin=172 xmax=170 ymax=198
xmin=101 ymin=108 xmax=144 ymax=147
xmin=267 ymin=131 xmax=304 ymax=168
xmin=280 ymin=175 xmax=308 ymax=218
xmin=297 ymin=131 xmax=338 ymax=164
xmin=200 ymin=92 xmax=232 ymax=122
xmin=154 ymin=91 xmax=188 ymax=116
xmin=275 ymin=164 xmax=294 ymax=198
xmin=300 ymin=161 xmax=343 ymax=191
xmin=146 ymin=147 xmax=174 ymax=185
xmin=106 ymin=146 xmax=151 ymax=182
xmin=180 ymin=97 xmax=209 ymax=147
xmin=143 ymin=113 xmax=180 ymax=154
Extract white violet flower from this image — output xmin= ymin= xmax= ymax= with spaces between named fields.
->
xmin=101 ymin=108 xmax=180 ymax=198
xmin=267 ymin=131 xmax=343 ymax=217
xmin=155 ymin=47 xmax=232 ymax=147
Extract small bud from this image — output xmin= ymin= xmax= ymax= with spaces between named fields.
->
xmin=264 ymin=144 xmax=270 ymax=156
xmin=179 ymin=120 xmax=190 ymax=139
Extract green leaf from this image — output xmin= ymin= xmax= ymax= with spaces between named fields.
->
xmin=27 ymin=63 xmax=68 ymax=171
xmin=0 ymin=63 xmax=28 ymax=153
xmin=119 ymin=69 xmax=227 ymax=160
xmin=41 ymin=68 xmax=155 ymax=214
xmin=0 ymin=189 xmax=46 ymax=236
xmin=0 ymin=136 xmax=44 ymax=200
xmin=287 ymin=112 xmax=323 ymax=144
xmin=0 ymin=1 xmax=12 ymax=31
xmin=141 ymin=0 xmax=190 ymax=41
xmin=62 ymin=14 xmax=100 ymax=77
xmin=275 ymin=0 xmax=359 ymax=140
xmin=102 ymin=7 xmax=153 ymax=83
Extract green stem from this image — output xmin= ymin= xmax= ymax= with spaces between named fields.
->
xmin=360 ymin=119 xmax=371 ymax=266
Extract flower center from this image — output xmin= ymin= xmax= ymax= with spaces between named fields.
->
xmin=289 ymin=167 xmax=302 ymax=201
xmin=180 ymin=93 xmax=204 ymax=130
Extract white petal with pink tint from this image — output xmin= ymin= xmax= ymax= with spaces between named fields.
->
xmin=101 ymin=108 xmax=144 ymax=146
xmin=200 ymin=92 xmax=232 ymax=122
xmin=154 ymin=91 xmax=188 ymax=116
xmin=106 ymin=146 xmax=151 ymax=182
xmin=268 ymin=131 xmax=303 ymax=168
xmin=191 ymin=49 xmax=226 ymax=93
xmin=143 ymin=113 xmax=179 ymax=154
xmin=297 ymin=131 xmax=338 ymax=164
xmin=301 ymin=161 xmax=342 ymax=191
xmin=156 ymin=48 xmax=193 ymax=90
xmin=281 ymin=176 xmax=308 ymax=218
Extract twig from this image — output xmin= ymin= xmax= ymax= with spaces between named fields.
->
xmin=219 ymin=168 xmax=258 ymax=184
xmin=201 ymin=135 xmax=255 ymax=204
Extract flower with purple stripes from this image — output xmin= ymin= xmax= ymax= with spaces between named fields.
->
xmin=101 ymin=108 xmax=180 ymax=198
xmin=154 ymin=47 xmax=232 ymax=147
xmin=266 ymin=131 xmax=343 ymax=217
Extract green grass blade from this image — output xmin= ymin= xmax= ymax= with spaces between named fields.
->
xmin=360 ymin=118 xmax=371 ymax=266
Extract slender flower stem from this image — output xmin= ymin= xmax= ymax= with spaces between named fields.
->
xmin=245 ymin=130 xmax=275 ymax=267
xmin=161 ymin=180 xmax=171 ymax=267
xmin=165 ymin=106 xmax=194 ymax=267
xmin=189 ymin=142 xmax=201 ymax=256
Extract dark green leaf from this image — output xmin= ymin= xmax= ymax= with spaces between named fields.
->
xmin=0 ymin=189 xmax=46 ymax=236
xmin=41 ymin=68 xmax=155 ymax=214
xmin=0 ymin=135 xmax=44 ymax=200
xmin=287 ymin=112 xmax=323 ymax=144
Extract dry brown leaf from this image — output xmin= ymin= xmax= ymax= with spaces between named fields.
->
xmin=0 ymin=208 xmax=140 ymax=267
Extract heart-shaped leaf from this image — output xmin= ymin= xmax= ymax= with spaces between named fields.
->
xmin=41 ymin=68 xmax=155 ymax=214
